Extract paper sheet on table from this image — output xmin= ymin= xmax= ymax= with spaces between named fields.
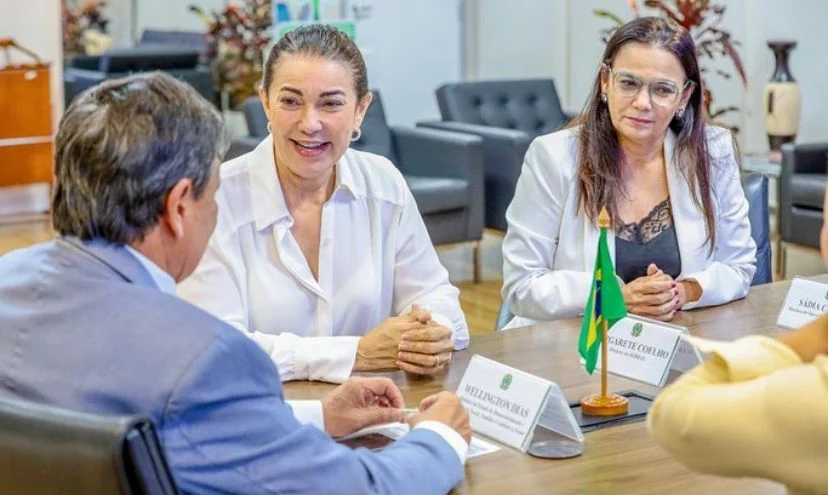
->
xmin=338 ymin=422 xmax=501 ymax=459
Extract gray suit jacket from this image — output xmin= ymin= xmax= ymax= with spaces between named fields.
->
xmin=0 ymin=238 xmax=463 ymax=494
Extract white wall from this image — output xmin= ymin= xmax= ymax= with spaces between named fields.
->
xmin=104 ymin=0 xmax=227 ymax=47
xmin=356 ymin=0 xmax=462 ymax=125
xmin=0 ymin=0 xmax=63 ymax=130
xmin=741 ymin=0 xmax=828 ymax=149
xmin=472 ymin=0 xmax=568 ymax=96
xmin=136 ymin=0 xmax=227 ymax=42
xmin=468 ymin=0 xmax=823 ymax=153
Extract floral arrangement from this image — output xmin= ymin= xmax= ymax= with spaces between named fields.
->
xmin=61 ymin=0 xmax=110 ymax=56
xmin=190 ymin=0 xmax=272 ymax=110
xmin=595 ymin=0 xmax=746 ymax=129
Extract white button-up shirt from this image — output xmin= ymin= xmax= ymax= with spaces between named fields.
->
xmin=178 ymin=136 xmax=469 ymax=383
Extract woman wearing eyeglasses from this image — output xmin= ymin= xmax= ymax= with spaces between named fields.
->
xmin=500 ymin=17 xmax=756 ymax=329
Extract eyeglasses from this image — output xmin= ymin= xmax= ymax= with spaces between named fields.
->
xmin=604 ymin=64 xmax=693 ymax=107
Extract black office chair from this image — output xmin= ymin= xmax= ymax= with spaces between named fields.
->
xmin=495 ymin=174 xmax=772 ymax=330
xmin=742 ymin=174 xmax=772 ymax=286
xmin=419 ymin=79 xmax=574 ymax=231
xmin=0 ymin=397 xmax=178 ymax=495
xmin=778 ymin=142 xmax=826 ymax=277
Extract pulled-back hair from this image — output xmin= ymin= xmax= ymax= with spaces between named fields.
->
xmin=262 ymin=24 xmax=368 ymax=99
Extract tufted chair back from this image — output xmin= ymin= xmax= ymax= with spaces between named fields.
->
xmin=436 ymin=79 xmax=568 ymax=138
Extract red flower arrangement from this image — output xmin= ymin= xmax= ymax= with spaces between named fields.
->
xmin=61 ymin=0 xmax=109 ymax=56
xmin=190 ymin=0 xmax=272 ymax=109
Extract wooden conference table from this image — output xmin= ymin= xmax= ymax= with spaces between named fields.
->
xmin=285 ymin=276 xmax=827 ymax=494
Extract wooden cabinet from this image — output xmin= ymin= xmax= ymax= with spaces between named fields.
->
xmin=0 ymin=65 xmax=53 ymax=188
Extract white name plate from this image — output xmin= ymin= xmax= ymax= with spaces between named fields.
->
xmin=671 ymin=328 xmax=705 ymax=373
xmin=777 ymin=277 xmax=828 ymax=329
xmin=595 ymin=316 xmax=683 ymax=387
xmin=455 ymin=355 xmax=582 ymax=451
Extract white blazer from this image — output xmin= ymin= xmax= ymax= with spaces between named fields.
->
xmin=501 ymin=126 xmax=757 ymax=329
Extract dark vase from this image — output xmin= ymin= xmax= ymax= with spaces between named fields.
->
xmin=764 ymin=40 xmax=800 ymax=151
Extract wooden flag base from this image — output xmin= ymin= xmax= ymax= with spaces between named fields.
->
xmin=580 ymin=393 xmax=629 ymax=416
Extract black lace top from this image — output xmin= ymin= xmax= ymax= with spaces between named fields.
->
xmin=614 ymin=199 xmax=682 ymax=283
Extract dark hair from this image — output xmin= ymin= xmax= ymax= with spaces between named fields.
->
xmin=573 ymin=16 xmax=716 ymax=250
xmin=52 ymin=72 xmax=228 ymax=244
xmin=262 ymin=24 xmax=368 ymax=99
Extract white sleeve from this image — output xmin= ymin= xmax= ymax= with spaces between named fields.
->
xmin=391 ymin=185 xmax=470 ymax=350
xmin=501 ymin=138 xmax=593 ymax=321
xmin=287 ymin=400 xmax=325 ymax=430
xmin=680 ymin=131 xmax=756 ymax=310
xmin=413 ymin=421 xmax=469 ymax=465
xmin=251 ymin=332 xmax=359 ymax=383
xmin=178 ymin=238 xmax=360 ymax=384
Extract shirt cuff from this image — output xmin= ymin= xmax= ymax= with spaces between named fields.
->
xmin=414 ymin=420 xmax=468 ymax=465
xmin=288 ymin=400 xmax=325 ymax=431
xmin=677 ymin=272 xmax=708 ymax=310
xmin=294 ymin=336 xmax=361 ymax=383
xmin=430 ymin=312 xmax=467 ymax=350
xmin=698 ymin=335 xmax=803 ymax=382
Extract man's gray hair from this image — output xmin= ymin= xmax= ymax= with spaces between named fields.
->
xmin=52 ymin=72 xmax=229 ymax=244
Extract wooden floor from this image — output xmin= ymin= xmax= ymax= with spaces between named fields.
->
xmin=0 ymin=218 xmax=505 ymax=335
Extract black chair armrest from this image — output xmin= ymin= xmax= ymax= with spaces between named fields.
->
xmin=781 ymin=142 xmax=828 ymax=175
xmin=417 ymin=120 xmax=532 ymax=231
xmin=392 ymin=126 xmax=485 ymax=242
xmin=390 ymin=126 xmax=482 ymax=179
xmin=63 ymin=67 xmax=108 ymax=83
xmin=417 ymin=120 xmax=532 ymax=146
xmin=224 ymin=136 xmax=261 ymax=161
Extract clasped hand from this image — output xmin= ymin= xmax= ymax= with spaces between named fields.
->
xmin=354 ymin=304 xmax=453 ymax=375
xmin=622 ymin=263 xmax=683 ymax=321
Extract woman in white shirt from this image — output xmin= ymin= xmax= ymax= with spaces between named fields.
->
xmin=178 ymin=25 xmax=469 ymax=383
xmin=501 ymin=17 xmax=756 ymax=329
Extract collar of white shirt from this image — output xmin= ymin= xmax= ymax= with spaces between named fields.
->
xmin=124 ymin=245 xmax=177 ymax=296
xmin=248 ymin=135 xmax=361 ymax=232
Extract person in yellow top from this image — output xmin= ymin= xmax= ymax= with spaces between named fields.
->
xmin=648 ymin=185 xmax=828 ymax=495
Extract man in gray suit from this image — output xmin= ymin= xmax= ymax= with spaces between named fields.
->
xmin=0 ymin=73 xmax=470 ymax=494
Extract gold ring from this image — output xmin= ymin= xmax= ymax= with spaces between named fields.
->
xmin=435 ymin=355 xmax=440 ymax=367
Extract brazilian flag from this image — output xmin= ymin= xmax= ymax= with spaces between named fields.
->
xmin=578 ymin=226 xmax=627 ymax=374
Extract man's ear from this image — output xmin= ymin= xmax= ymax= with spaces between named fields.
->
xmin=162 ymin=178 xmax=193 ymax=240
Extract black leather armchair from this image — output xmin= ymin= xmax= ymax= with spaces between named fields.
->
xmin=64 ymin=46 xmax=214 ymax=107
xmin=779 ymin=142 xmax=826 ymax=276
xmin=419 ymin=79 xmax=574 ymax=231
xmin=0 ymin=397 xmax=178 ymax=494
xmin=227 ymin=92 xmax=487 ymax=281
xmin=494 ymin=174 xmax=772 ymax=330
